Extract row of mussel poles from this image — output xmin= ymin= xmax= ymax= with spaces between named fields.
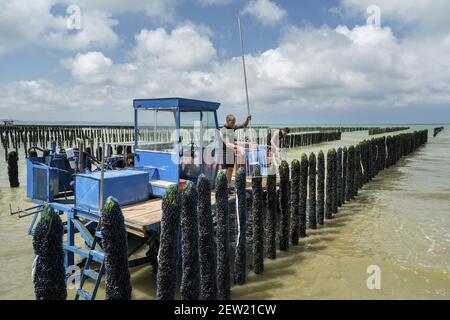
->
xmin=283 ymin=126 xmax=369 ymax=133
xmin=433 ymin=126 xmax=444 ymax=137
xmin=0 ymin=125 xmax=135 ymax=161
xmin=234 ymin=128 xmax=343 ymax=149
xmin=259 ymin=126 xmax=407 ymax=134
xmin=281 ymin=131 xmax=342 ymax=148
xmin=368 ymin=127 xmax=410 ymax=135
xmin=1 ymin=125 xmax=135 ymax=188
xmin=155 ymin=130 xmax=429 ymax=300
xmin=30 ymin=130 xmax=428 ymax=300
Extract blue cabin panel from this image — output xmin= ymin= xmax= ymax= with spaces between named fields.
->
xmin=134 ymin=150 xmax=179 ymax=184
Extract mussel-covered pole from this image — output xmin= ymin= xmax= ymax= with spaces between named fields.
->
xmin=380 ymin=137 xmax=387 ymax=172
xmin=336 ymin=148 xmax=343 ymax=208
xmin=299 ymin=154 xmax=308 ymax=237
xmin=353 ymin=145 xmax=360 ymax=197
xmin=3 ymin=144 xmax=8 ymax=162
xmin=365 ymin=140 xmax=371 ymax=183
xmin=360 ymin=141 xmax=367 ymax=184
xmin=279 ymin=161 xmax=290 ymax=251
xmin=252 ymin=165 xmax=264 ymax=274
xmin=317 ymin=151 xmax=325 ymax=225
xmin=434 ymin=127 xmax=444 ymax=137
xmin=325 ymin=149 xmax=334 ymax=220
xmin=332 ymin=149 xmax=338 ymax=214
xmin=102 ymin=197 xmax=132 ymax=300
xmin=370 ymin=140 xmax=376 ymax=179
xmin=308 ymin=153 xmax=317 ymax=229
xmin=197 ymin=175 xmax=217 ymax=299
xmin=359 ymin=142 xmax=365 ymax=187
xmin=180 ymin=182 xmax=200 ymax=300
xmin=290 ymin=159 xmax=301 ymax=245
xmin=234 ymin=167 xmax=247 ymax=285
xmin=266 ymin=170 xmax=277 ymax=259
xmin=7 ymin=151 xmax=19 ymax=188
xmin=215 ymin=171 xmax=230 ymax=299
xmin=342 ymin=147 xmax=347 ymax=204
xmin=366 ymin=140 xmax=373 ymax=180
xmin=345 ymin=146 xmax=355 ymax=201
xmin=32 ymin=207 xmax=67 ymax=300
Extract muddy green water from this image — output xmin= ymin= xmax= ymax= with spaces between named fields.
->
xmin=1 ymin=125 xmax=449 ymax=300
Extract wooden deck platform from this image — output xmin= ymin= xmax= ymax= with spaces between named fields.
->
xmin=122 ymin=199 xmax=163 ymax=237
xmin=122 ymin=192 xmax=237 ymax=237
xmin=121 ymin=176 xmax=276 ymax=238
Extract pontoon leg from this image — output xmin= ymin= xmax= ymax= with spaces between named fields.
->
xmin=65 ymin=210 xmax=75 ymax=268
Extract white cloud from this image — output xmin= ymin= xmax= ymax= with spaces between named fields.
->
xmin=61 ymin=23 xmax=217 ymax=86
xmin=3 ymin=4 xmax=450 ymax=123
xmin=0 ymin=0 xmax=119 ymax=55
xmin=0 ymin=0 xmax=185 ymax=55
xmin=62 ymin=51 xmax=113 ymax=84
xmin=143 ymin=0 xmax=179 ymax=23
xmin=339 ymin=0 xmax=450 ymax=34
xmin=0 ymin=0 xmax=55 ymax=55
xmin=0 ymin=79 xmax=134 ymax=121
xmin=43 ymin=10 xmax=119 ymax=51
xmin=241 ymin=0 xmax=287 ymax=26
xmin=133 ymin=23 xmax=217 ymax=69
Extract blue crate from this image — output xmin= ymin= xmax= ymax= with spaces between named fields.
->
xmin=75 ymin=170 xmax=150 ymax=212
xmin=245 ymin=145 xmax=270 ymax=177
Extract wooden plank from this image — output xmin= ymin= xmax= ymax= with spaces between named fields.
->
xmin=122 ymin=199 xmax=161 ymax=217
xmin=123 ymin=204 xmax=162 ymax=220
xmin=121 ymin=199 xmax=163 ymax=237
xmin=121 ymin=188 xmax=240 ymax=238
xmin=128 ymin=211 xmax=160 ymax=225
xmin=124 ymin=223 xmax=146 ymax=237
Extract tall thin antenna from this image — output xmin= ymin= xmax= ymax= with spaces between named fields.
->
xmin=237 ymin=15 xmax=251 ymax=119
xmin=238 ymin=15 xmax=258 ymax=171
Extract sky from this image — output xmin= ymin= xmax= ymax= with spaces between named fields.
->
xmin=0 ymin=0 xmax=449 ymax=125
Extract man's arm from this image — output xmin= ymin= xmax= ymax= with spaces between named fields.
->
xmin=272 ymin=130 xmax=280 ymax=150
xmin=236 ymin=115 xmax=252 ymax=129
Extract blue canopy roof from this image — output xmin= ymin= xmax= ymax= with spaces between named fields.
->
xmin=133 ymin=98 xmax=220 ymax=112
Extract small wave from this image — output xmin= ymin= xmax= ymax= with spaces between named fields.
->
xmin=421 ymin=228 xmax=436 ymax=254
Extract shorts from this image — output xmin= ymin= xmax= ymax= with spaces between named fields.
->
xmin=222 ymin=147 xmax=235 ymax=169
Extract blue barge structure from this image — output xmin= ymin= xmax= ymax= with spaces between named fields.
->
xmin=21 ymin=98 xmax=269 ymax=299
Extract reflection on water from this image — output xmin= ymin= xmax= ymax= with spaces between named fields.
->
xmin=0 ymin=125 xmax=449 ymax=299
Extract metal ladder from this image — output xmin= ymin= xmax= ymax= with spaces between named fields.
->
xmin=74 ymin=220 xmax=105 ymax=300
xmin=75 ymin=142 xmax=107 ymax=301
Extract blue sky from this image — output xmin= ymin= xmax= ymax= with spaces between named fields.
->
xmin=0 ymin=0 xmax=449 ymax=124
